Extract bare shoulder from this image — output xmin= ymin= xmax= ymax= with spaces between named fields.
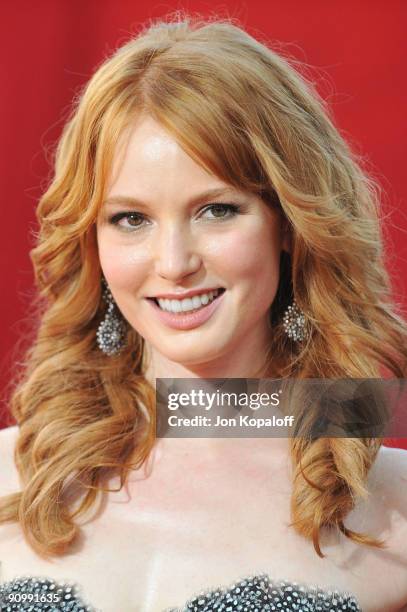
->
xmin=0 ymin=425 xmax=21 ymax=494
xmin=370 ymin=444 xmax=407 ymax=500
xmin=340 ymin=445 xmax=407 ymax=609
xmin=374 ymin=445 xmax=407 ymax=607
xmin=368 ymin=444 xmax=407 ymax=559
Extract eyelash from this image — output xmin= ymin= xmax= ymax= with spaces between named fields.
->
xmin=108 ymin=203 xmax=242 ymax=232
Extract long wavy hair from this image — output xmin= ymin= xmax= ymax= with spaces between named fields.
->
xmin=1 ymin=14 xmax=406 ymax=560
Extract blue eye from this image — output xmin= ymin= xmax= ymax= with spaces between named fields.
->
xmin=108 ymin=202 xmax=241 ymax=232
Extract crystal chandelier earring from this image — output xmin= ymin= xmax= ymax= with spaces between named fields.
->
xmin=282 ymin=300 xmax=308 ymax=342
xmin=96 ymin=280 xmax=127 ymax=355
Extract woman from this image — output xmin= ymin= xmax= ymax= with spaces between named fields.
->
xmin=0 ymin=15 xmax=406 ymax=612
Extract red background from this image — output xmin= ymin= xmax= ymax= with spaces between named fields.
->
xmin=1 ymin=1 xmax=406 ymax=448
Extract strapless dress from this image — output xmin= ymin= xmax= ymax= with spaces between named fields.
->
xmin=0 ymin=573 xmax=362 ymax=611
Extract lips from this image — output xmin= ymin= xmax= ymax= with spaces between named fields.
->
xmin=146 ymin=288 xmax=226 ymax=330
xmin=151 ymin=288 xmax=225 ymax=312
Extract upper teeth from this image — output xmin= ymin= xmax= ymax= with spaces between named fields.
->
xmin=157 ymin=289 xmax=221 ymax=313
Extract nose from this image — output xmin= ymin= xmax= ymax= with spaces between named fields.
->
xmin=153 ymin=222 xmax=202 ymax=281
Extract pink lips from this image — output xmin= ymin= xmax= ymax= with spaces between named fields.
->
xmin=146 ymin=291 xmax=226 ymax=330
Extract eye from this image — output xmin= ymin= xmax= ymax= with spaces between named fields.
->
xmin=108 ymin=212 xmax=147 ymax=231
xmin=199 ymin=203 xmax=241 ymax=220
xmin=107 ymin=202 xmax=242 ymax=232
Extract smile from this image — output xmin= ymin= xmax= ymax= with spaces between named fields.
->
xmin=146 ymin=289 xmax=226 ymax=330
xmin=154 ymin=288 xmax=224 ymax=313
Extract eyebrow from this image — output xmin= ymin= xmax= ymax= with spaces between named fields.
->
xmin=103 ymin=187 xmax=241 ymax=209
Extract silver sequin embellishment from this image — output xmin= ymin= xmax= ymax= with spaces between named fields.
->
xmin=0 ymin=574 xmax=362 ymax=611
xmin=165 ymin=574 xmax=362 ymax=612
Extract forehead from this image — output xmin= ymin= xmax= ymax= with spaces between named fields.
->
xmin=107 ymin=114 xmax=233 ymax=200
xmin=109 ymin=115 xmax=214 ymax=181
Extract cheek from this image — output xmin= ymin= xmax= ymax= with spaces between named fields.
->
xmin=96 ymin=232 xmax=150 ymax=290
xmin=207 ymin=222 xmax=281 ymax=284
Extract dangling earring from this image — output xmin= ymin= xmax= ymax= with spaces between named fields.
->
xmin=282 ymin=300 xmax=308 ymax=342
xmin=96 ymin=280 xmax=127 ymax=355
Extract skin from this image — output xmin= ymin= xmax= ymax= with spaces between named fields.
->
xmin=1 ymin=117 xmax=407 ymax=612
xmin=1 ymin=427 xmax=407 ymax=611
xmin=96 ymin=114 xmax=290 ymax=382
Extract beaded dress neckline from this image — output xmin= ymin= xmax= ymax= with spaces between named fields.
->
xmin=0 ymin=573 xmax=362 ymax=611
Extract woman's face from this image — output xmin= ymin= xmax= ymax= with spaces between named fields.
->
xmin=96 ymin=115 xmax=289 ymax=369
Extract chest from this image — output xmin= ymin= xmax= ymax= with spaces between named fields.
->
xmin=0 ymin=470 xmax=405 ymax=612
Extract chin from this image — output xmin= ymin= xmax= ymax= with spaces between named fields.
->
xmin=150 ymin=337 xmax=227 ymax=370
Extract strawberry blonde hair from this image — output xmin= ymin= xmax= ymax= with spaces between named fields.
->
xmin=1 ymin=14 xmax=406 ymax=559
